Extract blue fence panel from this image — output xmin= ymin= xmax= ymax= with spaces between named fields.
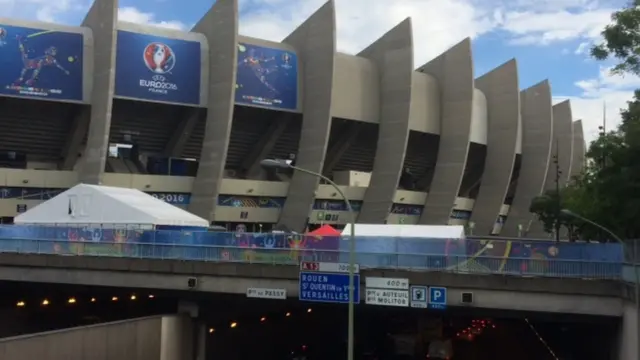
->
xmin=0 ymin=225 xmax=626 ymax=279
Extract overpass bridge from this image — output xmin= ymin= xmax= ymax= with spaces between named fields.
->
xmin=0 ymin=238 xmax=637 ymax=359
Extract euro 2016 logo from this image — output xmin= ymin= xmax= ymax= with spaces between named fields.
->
xmin=140 ymin=42 xmax=178 ymax=95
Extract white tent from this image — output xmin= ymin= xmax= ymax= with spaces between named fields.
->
xmin=14 ymin=184 xmax=209 ymax=228
xmin=341 ymin=223 xmax=465 ymax=239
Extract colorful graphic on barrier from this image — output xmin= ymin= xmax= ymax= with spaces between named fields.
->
xmin=115 ymin=31 xmax=201 ymax=105
xmin=0 ymin=24 xmax=83 ymax=101
xmin=235 ymin=43 xmax=298 ymax=110
xmin=0 ymin=225 xmax=623 ymax=278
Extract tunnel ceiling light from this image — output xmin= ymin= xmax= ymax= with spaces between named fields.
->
xmin=41 ymin=299 xmax=49 ymax=306
xmin=91 ymin=297 xmax=96 ymax=302
xmin=307 ymin=308 xmax=312 ymax=313
xmin=260 ymin=316 xmax=266 ymax=322
xmin=68 ymin=297 xmax=76 ymax=304
xmin=111 ymin=296 xmax=118 ymax=301
xmin=16 ymin=301 xmax=25 ymax=307
xmin=130 ymin=295 xmax=136 ymax=300
xmin=209 ymin=328 xmax=215 ymax=333
xmin=148 ymin=294 xmax=154 ymax=299
xmin=285 ymin=312 xmax=291 ymax=317
xmin=230 ymin=322 xmax=237 ymax=328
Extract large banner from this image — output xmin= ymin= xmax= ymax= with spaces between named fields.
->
xmin=0 ymin=24 xmax=83 ymax=101
xmin=115 ymin=31 xmax=201 ymax=105
xmin=235 ymin=43 xmax=298 ymax=110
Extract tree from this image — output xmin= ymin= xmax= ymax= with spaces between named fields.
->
xmin=527 ymin=1 xmax=640 ymax=241
xmin=591 ymin=0 xmax=640 ymax=75
xmin=529 ymin=189 xmax=571 ymax=237
xmin=534 ymin=92 xmax=640 ymax=241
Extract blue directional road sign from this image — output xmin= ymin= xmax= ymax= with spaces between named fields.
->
xmin=428 ymin=286 xmax=447 ymax=310
xmin=299 ymin=271 xmax=360 ymax=304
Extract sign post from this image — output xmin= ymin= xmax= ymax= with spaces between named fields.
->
xmin=246 ymin=288 xmax=287 ymax=300
xmin=410 ymin=286 xmax=428 ymax=308
xmin=365 ymin=277 xmax=409 ymax=307
xmin=428 ymin=287 xmax=447 ymax=310
xmin=299 ymin=262 xmax=360 ymax=304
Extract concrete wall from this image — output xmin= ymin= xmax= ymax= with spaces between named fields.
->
xmin=549 ymin=100 xmax=573 ymax=187
xmin=502 ymin=80 xmax=553 ymax=237
xmin=409 ymin=72 xmax=441 ymax=134
xmin=418 ymin=38 xmax=474 ymax=225
xmin=470 ymin=59 xmax=519 ymax=235
xmin=0 ymin=253 xmax=625 ymax=316
xmin=277 ymin=0 xmax=336 ymax=231
xmin=331 ymin=54 xmax=379 ymax=122
xmin=78 ymin=0 xmax=118 ymax=184
xmin=569 ymin=119 xmax=585 ymax=180
xmin=187 ymin=0 xmax=238 ymax=221
xmin=357 ymin=18 xmax=414 ymax=224
xmin=0 ymin=315 xmax=194 ymax=360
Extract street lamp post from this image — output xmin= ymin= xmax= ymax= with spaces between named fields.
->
xmin=553 ymin=138 xmax=562 ymax=242
xmin=561 ymin=208 xmax=639 ymax=355
xmin=260 ymin=159 xmax=357 ymax=360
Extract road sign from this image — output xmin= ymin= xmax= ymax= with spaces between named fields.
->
xmin=300 ymin=261 xmax=360 ymax=274
xmin=365 ymin=277 xmax=409 ymax=290
xmin=428 ymin=286 xmax=447 ymax=310
xmin=299 ymin=272 xmax=360 ymax=304
xmin=410 ymin=286 xmax=428 ymax=308
xmin=246 ymin=288 xmax=287 ymax=300
xmin=365 ymin=288 xmax=409 ymax=307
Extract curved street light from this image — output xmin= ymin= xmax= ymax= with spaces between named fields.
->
xmin=261 ymin=158 xmax=357 ymax=360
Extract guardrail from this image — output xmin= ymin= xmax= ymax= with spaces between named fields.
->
xmin=0 ymin=238 xmax=622 ymax=280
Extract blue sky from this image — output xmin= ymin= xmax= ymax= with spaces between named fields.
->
xmin=3 ymin=0 xmax=639 ymax=142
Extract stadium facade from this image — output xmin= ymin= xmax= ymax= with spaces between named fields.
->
xmin=0 ymin=0 xmax=585 ymax=236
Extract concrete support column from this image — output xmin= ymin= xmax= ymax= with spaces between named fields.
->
xmin=160 ymin=315 xmax=194 ymax=360
xmin=195 ymin=322 xmax=206 ymax=360
xmin=618 ymin=303 xmax=640 ymax=359
xmin=188 ymin=0 xmax=238 ymax=222
xmin=79 ymin=0 xmax=118 ymax=184
xmin=276 ymin=0 xmax=337 ymax=231
xmin=357 ymin=18 xmax=414 ymax=224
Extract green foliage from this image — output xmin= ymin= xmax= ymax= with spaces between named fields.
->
xmin=527 ymin=2 xmax=640 ymax=241
xmin=532 ymin=91 xmax=640 ymax=241
xmin=591 ymin=0 xmax=640 ymax=75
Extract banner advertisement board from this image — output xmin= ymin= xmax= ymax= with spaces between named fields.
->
xmin=115 ymin=31 xmax=201 ymax=105
xmin=0 ymin=24 xmax=83 ymax=101
xmin=235 ymin=42 xmax=298 ymax=110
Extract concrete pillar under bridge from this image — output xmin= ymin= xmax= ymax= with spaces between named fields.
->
xmin=177 ymin=300 xmax=207 ymax=360
xmin=615 ymin=302 xmax=640 ymax=360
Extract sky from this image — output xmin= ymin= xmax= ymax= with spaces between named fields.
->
xmin=2 ymin=0 xmax=640 ymax=143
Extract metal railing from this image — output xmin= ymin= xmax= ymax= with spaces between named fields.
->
xmin=0 ymin=238 xmax=622 ymax=280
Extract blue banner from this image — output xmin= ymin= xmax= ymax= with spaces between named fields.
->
xmin=115 ymin=31 xmax=201 ymax=105
xmin=235 ymin=43 xmax=298 ymax=110
xmin=0 ymin=24 xmax=83 ymax=101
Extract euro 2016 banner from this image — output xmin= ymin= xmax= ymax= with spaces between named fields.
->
xmin=114 ymin=31 xmax=201 ymax=105
xmin=0 ymin=24 xmax=83 ymax=101
xmin=235 ymin=43 xmax=298 ymax=111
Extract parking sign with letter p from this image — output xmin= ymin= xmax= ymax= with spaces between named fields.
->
xmin=428 ymin=287 xmax=447 ymax=310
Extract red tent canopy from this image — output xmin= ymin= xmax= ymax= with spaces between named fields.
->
xmin=308 ymin=224 xmax=340 ymax=236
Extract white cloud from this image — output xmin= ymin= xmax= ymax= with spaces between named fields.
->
xmin=575 ymin=41 xmax=590 ymax=54
xmin=555 ymin=67 xmax=640 ymax=144
xmin=117 ymin=7 xmax=186 ymax=30
xmin=0 ymin=0 xmax=85 ymax=23
xmin=500 ymin=9 xmax=612 ymax=45
xmin=239 ymin=0 xmax=496 ymax=65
